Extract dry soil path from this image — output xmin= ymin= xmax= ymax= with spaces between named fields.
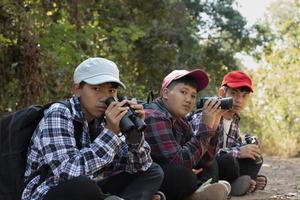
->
xmin=231 ymin=155 xmax=300 ymax=200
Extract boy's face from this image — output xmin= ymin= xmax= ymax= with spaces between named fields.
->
xmin=74 ymin=82 xmax=118 ymax=122
xmin=162 ymin=83 xmax=197 ymax=118
xmin=223 ymin=87 xmax=250 ymax=114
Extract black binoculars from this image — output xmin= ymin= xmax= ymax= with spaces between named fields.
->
xmin=105 ymin=97 xmax=146 ymax=145
xmin=196 ymin=97 xmax=233 ymax=109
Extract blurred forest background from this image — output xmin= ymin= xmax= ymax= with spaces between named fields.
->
xmin=0 ymin=0 xmax=299 ymax=156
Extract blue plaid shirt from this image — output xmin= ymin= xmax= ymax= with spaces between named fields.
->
xmin=22 ymin=96 xmax=152 ymax=200
xmin=216 ymin=114 xmax=242 ymax=157
xmin=191 ymin=112 xmax=242 ymax=157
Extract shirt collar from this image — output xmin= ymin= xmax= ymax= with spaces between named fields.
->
xmin=70 ymin=95 xmax=86 ymax=123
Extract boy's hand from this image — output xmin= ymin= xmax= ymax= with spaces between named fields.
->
xmin=201 ymin=98 xmax=223 ymax=132
xmin=127 ymin=98 xmax=145 ymax=120
xmin=240 ymin=144 xmax=261 ymax=160
xmin=192 ymin=168 xmax=203 ymax=175
xmin=105 ymin=99 xmax=129 ymax=134
xmin=105 ymin=99 xmax=145 ymax=134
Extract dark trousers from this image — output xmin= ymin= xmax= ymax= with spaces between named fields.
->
xmin=44 ymin=162 xmax=163 ymax=200
xmin=159 ymin=159 xmax=219 ymax=200
xmin=216 ymin=154 xmax=263 ymax=182
xmin=195 ymin=159 xmax=219 ymax=184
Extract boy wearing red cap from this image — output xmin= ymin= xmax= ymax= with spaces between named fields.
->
xmin=215 ymin=71 xmax=267 ymax=196
xmin=144 ymin=69 xmax=230 ymax=200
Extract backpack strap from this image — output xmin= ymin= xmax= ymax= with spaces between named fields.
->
xmin=147 ymin=90 xmax=154 ymax=104
xmin=57 ymin=100 xmax=83 ymax=149
xmin=73 ymin=121 xmax=83 ymax=149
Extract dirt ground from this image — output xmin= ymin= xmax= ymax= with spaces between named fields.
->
xmin=231 ymin=155 xmax=300 ymax=200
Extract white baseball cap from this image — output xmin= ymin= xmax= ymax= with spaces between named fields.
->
xmin=74 ymin=57 xmax=126 ymax=88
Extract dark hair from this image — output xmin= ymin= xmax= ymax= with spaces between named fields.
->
xmin=79 ymin=81 xmax=119 ymax=88
xmin=167 ymin=76 xmax=199 ymax=91
xmin=223 ymin=85 xmax=251 ymax=93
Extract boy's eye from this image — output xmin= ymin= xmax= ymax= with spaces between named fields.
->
xmin=243 ymin=93 xmax=249 ymax=98
xmin=109 ymin=89 xmax=117 ymax=94
xmin=92 ymin=87 xmax=100 ymax=91
xmin=230 ymin=90 xmax=236 ymax=95
xmin=181 ymin=90 xmax=187 ymax=94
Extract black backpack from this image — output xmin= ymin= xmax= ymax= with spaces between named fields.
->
xmin=0 ymin=100 xmax=82 ymax=200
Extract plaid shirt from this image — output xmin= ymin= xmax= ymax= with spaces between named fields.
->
xmin=216 ymin=114 xmax=242 ymax=157
xmin=144 ymin=98 xmax=219 ymax=168
xmin=22 ymin=96 xmax=152 ymax=200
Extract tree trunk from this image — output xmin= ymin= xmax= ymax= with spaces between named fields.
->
xmin=16 ymin=4 xmax=42 ymax=107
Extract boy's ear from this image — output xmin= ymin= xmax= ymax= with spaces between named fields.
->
xmin=73 ymin=84 xmax=81 ymax=97
xmin=218 ymin=87 xmax=226 ymax=97
xmin=161 ymin=87 xmax=169 ymax=100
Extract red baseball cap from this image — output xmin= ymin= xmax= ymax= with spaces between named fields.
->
xmin=160 ymin=69 xmax=209 ymax=95
xmin=221 ymin=71 xmax=253 ymax=92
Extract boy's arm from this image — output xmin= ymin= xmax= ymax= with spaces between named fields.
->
xmin=38 ymin=106 xmax=123 ymax=180
xmin=112 ymin=133 xmax=153 ymax=173
xmin=145 ymin=112 xmax=212 ymax=169
xmin=189 ymin=112 xmax=220 ymax=164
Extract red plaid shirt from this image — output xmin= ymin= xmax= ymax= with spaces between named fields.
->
xmin=144 ymin=98 xmax=219 ymax=168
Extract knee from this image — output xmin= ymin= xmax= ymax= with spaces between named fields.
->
xmin=45 ymin=176 xmax=103 ymax=200
xmin=163 ymin=165 xmax=198 ymax=191
xmin=149 ymin=162 xmax=164 ymax=183
xmin=69 ymin=176 xmax=101 ymax=194
xmin=177 ymin=167 xmax=198 ymax=190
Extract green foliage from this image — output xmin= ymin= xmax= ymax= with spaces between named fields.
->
xmin=240 ymin=0 xmax=300 ymax=156
xmin=1 ymin=0 xmax=260 ymax=114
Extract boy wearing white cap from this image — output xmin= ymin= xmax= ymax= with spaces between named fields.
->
xmin=144 ymin=69 xmax=230 ymax=200
xmin=22 ymin=57 xmax=164 ymax=200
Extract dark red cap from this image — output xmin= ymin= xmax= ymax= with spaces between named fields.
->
xmin=222 ymin=71 xmax=253 ymax=92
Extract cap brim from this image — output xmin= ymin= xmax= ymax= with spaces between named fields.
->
xmin=181 ymin=69 xmax=209 ymax=91
xmin=83 ymin=75 xmax=126 ymax=89
xmin=226 ymin=82 xmax=253 ymax=92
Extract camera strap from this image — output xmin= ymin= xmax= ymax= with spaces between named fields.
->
xmin=222 ymin=118 xmax=232 ymax=148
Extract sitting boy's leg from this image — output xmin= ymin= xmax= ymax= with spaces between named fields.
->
xmin=157 ymin=163 xmax=229 ymax=200
xmin=239 ymin=157 xmax=267 ymax=191
xmin=196 ymin=159 xmax=219 ymax=183
xmin=216 ymin=154 xmax=240 ymax=182
xmin=98 ymin=162 xmax=164 ymax=200
xmin=255 ymin=175 xmax=267 ymax=190
xmin=159 ymin=164 xmax=198 ymax=200
xmin=217 ymin=155 xmax=258 ymax=196
xmin=238 ymin=157 xmax=263 ymax=180
xmin=44 ymin=176 xmax=110 ymax=200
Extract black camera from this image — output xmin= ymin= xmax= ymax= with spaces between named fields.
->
xmin=196 ymin=97 xmax=233 ymax=109
xmin=245 ymin=134 xmax=258 ymax=145
xmin=244 ymin=133 xmax=263 ymax=164
xmin=105 ymin=97 xmax=146 ymax=145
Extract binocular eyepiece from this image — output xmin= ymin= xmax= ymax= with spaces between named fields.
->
xmin=196 ymin=97 xmax=233 ymax=110
xmin=105 ymin=97 xmax=146 ymax=145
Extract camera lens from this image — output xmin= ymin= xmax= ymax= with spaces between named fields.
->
xmin=196 ymin=97 xmax=233 ymax=109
